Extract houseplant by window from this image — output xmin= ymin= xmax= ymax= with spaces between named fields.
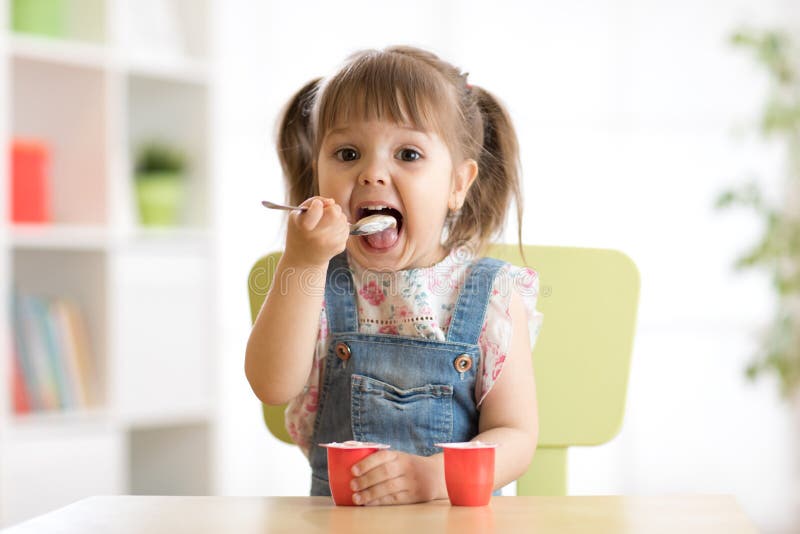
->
xmin=134 ymin=142 xmax=187 ymax=227
xmin=716 ymin=29 xmax=800 ymax=400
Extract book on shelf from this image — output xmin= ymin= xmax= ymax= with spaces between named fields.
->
xmin=31 ymin=296 xmax=74 ymax=408
xmin=15 ymin=295 xmax=59 ymax=410
xmin=10 ymin=345 xmax=32 ymax=415
xmin=51 ymin=299 xmax=95 ymax=407
xmin=10 ymin=294 xmax=98 ymax=413
xmin=11 ymin=295 xmax=41 ymax=410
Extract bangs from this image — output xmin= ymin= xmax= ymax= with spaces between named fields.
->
xmin=314 ymin=50 xmax=456 ymax=147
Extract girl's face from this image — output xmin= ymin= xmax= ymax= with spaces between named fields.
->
xmin=317 ymin=120 xmax=476 ymax=271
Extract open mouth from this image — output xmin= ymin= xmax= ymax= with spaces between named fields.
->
xmin=356 ymin=205 xmax=403 ymax=250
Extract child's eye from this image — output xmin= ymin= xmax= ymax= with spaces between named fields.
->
xmin=397 ymin=148 xmax=422 ymax=162
xmin=335 ymin=148 xmax=359 ymax=162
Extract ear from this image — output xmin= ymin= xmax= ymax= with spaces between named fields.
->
xmin=449 ymin=158 xmax=478 ymax=211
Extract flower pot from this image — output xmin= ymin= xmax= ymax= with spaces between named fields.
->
xmin=12 ymin=0 xmax=65 ymax=37
xmin=135 ymin=172 xmax=184 ymax=227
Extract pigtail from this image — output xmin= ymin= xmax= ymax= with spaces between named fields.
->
xmin=276 ymin=78 xmax=321 ymax=206
xmin=448 ymin=86 xmax=524 ymax=259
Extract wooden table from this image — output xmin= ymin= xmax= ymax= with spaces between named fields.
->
xmin=3 ymin=495 xmax=757 ymax=533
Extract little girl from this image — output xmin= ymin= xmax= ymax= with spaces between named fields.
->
xmin=246 ymin=46 xmax=542 ymax=505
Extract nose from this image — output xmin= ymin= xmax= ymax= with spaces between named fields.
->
xmin=359 ymin=172 xmax=387 ymax=186
xmin=358 ymin=157 xmax=389 ymax=186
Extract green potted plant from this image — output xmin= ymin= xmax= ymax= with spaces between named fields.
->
xmin=716 ymin=29 xmax=800 ymax=400
xmin=12 ymin=0 xmax=65 ymax=38
xmin=134 ymin=142 xmax=187 ymax=227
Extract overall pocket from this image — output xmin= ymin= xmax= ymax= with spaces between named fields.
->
xmin=351 ymin=374 xmax=453 ymax=456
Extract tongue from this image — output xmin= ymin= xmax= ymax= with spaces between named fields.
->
xmin=365 ymin=227 xmax=399 ymax=249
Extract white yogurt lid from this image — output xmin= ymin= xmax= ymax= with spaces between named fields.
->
xmin=319 ymin=440 xmax=391 ymax=449
xmin=435 ymin=441 xmax=499 ymax=449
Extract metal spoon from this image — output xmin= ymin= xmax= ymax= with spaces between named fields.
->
xmin=261 ymin=200 xmax=397 ymax=236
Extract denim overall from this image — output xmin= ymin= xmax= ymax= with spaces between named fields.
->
xmin=308 ymin=252 xmax=504 ymax=495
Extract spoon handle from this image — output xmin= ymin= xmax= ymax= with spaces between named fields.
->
xmin=261 ymin=200 xmax=307 ymax=211
xmin=262 ymin=199 xmax=395 ymax=236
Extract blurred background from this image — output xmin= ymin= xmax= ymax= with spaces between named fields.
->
xmin=1 ymin=0 xmax=799 ymax=532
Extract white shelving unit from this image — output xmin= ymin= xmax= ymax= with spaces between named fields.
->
xmin=0 ymin=0 xmax=218 ymax=526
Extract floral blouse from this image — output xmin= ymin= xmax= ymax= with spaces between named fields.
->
xmin=284 ymin=248 xmax=543 ymax=456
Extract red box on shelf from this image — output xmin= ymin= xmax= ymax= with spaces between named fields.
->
xmin=10 ymin=139 xmax=51 ymax=223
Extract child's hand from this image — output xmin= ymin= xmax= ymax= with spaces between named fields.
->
xmin=349 ymin=450 xmax=444 ymax=505
xmin=284 ymin=196 xmax=350 ymax=268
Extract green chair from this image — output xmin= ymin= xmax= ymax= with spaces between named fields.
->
xmin=247 ymin=244 xmax=640 ymax=496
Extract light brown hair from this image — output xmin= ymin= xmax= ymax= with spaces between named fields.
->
xmin=276 ymin=46 xmax=523 ymax=256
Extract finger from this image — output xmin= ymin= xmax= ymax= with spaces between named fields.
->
xmin=356 ymin=477 xmax=408 ymax=506
xmin=332 ymin=218 xmax=350 ymax=246
xmin=351 ymin=460 xmax=401 ymax=496
xmin=351 ymin=450 xmax=396 ymax=477
xmin=334 ymin=208 xmax=350 ymax=233
xmin=298 ymin=195 xmax=325 ymax=208
xmin=304 ymin=196 xmax=335 ymax=208
xmin=321 ymin=202 xmax=343 ymax=220
xmin=297 ymin=198 xmax=323 ymax=230
xmin=308 ymin=204 xmax=346 ymax=244
xmin=370 ymin=491 xmax=410 ymax=506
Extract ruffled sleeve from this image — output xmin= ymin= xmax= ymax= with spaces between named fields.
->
xmin=284 ymin=303 xmax=329 ymax=456
xmin=476 ymin=263 xmax=543 ymax=406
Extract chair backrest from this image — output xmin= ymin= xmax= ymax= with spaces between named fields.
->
xmin=247 ymin=244 xmax=640 ymax=496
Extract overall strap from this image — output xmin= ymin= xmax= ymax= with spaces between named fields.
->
xmin=324 ymin=252 xmax=359 ymax=334
xmin=446 ymin=257 xmax=505 ymax=345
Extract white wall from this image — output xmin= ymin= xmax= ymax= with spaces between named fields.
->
xmin=214 ymin=2 xmax=800 ymax=532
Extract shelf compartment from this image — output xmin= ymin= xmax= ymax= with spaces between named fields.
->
xmin=11 ymin=56 xmax=108 ymax=225
xmin=127 ymin=75 xmax=210 ymax=229
xmin=11 ymin=249 xmax=108 ymax=412
xmin=110 ymin=250 xmax=213 ymax=422
xmin=119 ymin=0 xmax=209 ymax=61
xmin=129 ymin=422 xmax=211 ymax=495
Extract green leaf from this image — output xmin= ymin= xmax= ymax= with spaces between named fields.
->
xmin=727 ymin=26 xmax=800 ymax=399
xmin=135 ymin=142 xmax=187 ymax=174
xmin=714 ymin=182 xmax=766 ymax=212
xmin=761 ymin=98 xmax=800 ymax=135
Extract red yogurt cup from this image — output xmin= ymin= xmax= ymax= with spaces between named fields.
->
xmin=320 ymin=441 xmax=390 ymax=506
xmin=436 ymin=442 xmax=498 ymax=506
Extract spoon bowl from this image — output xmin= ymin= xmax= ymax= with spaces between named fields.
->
xmin=261 ymin=200 xmax=396 ymax=236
